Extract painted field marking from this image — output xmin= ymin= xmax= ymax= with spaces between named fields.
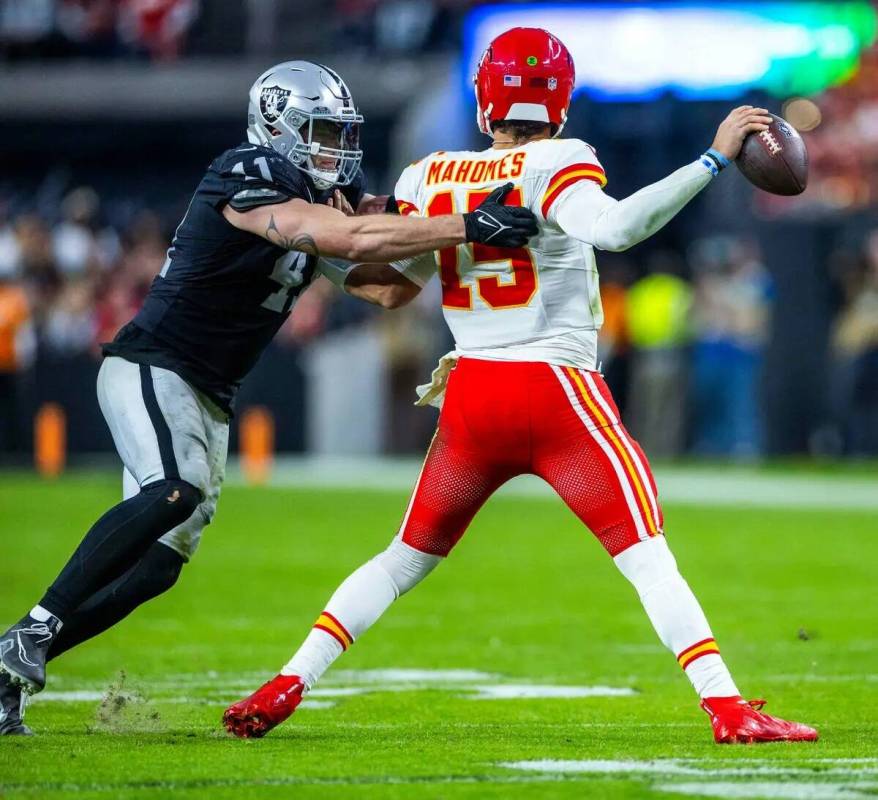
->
xmin=33 ymin=668 xmax=637 ymax=707
xmin=500 ymin=760 xmax=878 ymax=800
xmin=36 ymin=690 xmax=107 ymax=702
xmin=309 ymin=687 xmax=372 ymax=697
xmin=230 ymin=456 xmax=878 ymax=511
xmin=654 ymin=781 xmax=878 ymax=799
xmin=298 ymin=700 xmax=336 ymax=710
xmin=34 ymin=684 xmax=635 ymax=705
xmin=329 ymin=668 xmax=500 ymax=683
xmin=468 ymin=684 xmax=636 ymax=699
xmin=499 ymin=759 xmax=878 ymax=778
xmin=763 ymin=674 xmax=878 ymax=683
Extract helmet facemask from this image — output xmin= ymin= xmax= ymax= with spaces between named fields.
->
xmin=280 ymin=107 xmax=362 ymax=190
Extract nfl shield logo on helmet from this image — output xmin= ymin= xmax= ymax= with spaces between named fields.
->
xmin=260 ymin=85 xmax=291 ymax=124
xmin=548 ymin=77 xmax=558 ymax=91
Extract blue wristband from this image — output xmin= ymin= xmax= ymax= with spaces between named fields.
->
xmin=701 ymin=148 xmax=730 ymax=176
xmin=707 ymin=148 xmax=730 ymax=168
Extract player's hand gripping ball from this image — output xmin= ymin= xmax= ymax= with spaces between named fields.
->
xmin=736 ymin=113 xmax=809 ymax=196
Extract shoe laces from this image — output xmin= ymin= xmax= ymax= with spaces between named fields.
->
xmin=17 ymin=623 xmax=53 ymax=637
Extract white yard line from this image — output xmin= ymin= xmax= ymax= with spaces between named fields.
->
xmin=653 ymin=782 xmax=877 ymax=799
xmin=763 ymin=674 xmax=878 ymax=683
xmin=469 ymin=684 xmax=636 ymax=699
xmin=499 ymin=760 xmax=878 ymax=778
xmin=32 ymin=668 xmax=638 ymax=706
xmin=225 ymin=457 xmax=878 ymax=511
xmin=298 ymin=699 xmax=337 ymax=710
xmin=499 ymin=759 xmax=878 ymax=798
xmin=35 ymin=690 xmax=107 ymax=702
xmin=328 ymin=668 xmax=500 ymax=683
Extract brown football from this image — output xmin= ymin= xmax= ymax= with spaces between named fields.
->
xmin=735 ymin=113 xmax=808 ymax=196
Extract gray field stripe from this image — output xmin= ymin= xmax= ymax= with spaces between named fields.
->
xmin=0 ymin=773 xmax=599 ymax=793
xmin=224 ymin=457 xmax=878 ymax=511
xmin=5 ymin=762 xmax=877 ymax=794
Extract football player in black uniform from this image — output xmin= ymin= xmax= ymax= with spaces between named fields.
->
xmin=0 ymin=60 xmax=538 ymax=734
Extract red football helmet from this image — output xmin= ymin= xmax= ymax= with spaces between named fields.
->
xmin=474 ymin=27 xmax=575 ymax=138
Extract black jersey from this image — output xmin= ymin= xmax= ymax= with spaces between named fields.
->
xmin=103 ymin=143 xmax=366 ymax=414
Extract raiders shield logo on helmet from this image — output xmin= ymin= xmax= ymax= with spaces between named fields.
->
xmin=260 ymin=86 xmax=291 ymax=123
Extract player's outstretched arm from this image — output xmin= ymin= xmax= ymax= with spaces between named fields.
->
xmin=341 ymin=263 xmax=423 ymax=309
xmin=314 ymin=191 xmax=429 ymax=309
xmin=556 ymin=106 xmax=771 ymax=252
xmin=222 ymin=183 xmax=537 ymax=263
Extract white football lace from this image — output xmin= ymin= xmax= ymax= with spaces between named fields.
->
xmin=759 ymin=130 xmax=782 ymax=156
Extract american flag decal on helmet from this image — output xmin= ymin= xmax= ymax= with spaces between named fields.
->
xmin=503 ymin=75 xmax=522 ymax=87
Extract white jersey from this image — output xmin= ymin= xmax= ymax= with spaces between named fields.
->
xmin=394 ymin=138 xmax=610 ymax=369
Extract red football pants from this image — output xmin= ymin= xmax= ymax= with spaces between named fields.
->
xmin=399 ymin=358 xmax=663 ymax=558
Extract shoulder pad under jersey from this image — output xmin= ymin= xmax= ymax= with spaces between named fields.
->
xmin=210 ymin=143 xmax=314 ymax=212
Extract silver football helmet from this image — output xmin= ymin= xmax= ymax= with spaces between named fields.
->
xmin=247 ymin=61 xmax=363 ymax=190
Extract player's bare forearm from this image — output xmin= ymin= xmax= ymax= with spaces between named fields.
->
xmin=223 ymin=199 xmax=464 ymax=262
xmin=334 ymin=213 xmax=464 ymax=263
xmin=344 ymin=263 xmax=422 ymax=310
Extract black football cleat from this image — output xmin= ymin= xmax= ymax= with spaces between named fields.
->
xmin=0 ymin=672 xmax=33 ymax=736
xmin=0 ymin=613 xmax=62 ymax=695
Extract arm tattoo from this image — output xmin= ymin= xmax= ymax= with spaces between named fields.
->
xmin=265 ymin=214 xmax=320 ymax=257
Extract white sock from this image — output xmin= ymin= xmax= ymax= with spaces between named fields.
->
xmin=614 ymin=537 xmax=739 ymax=698
xmin=30 ymin=605 xmax=61 ymax=626
xmin=282 ymin=540 xmax=441 ymax=688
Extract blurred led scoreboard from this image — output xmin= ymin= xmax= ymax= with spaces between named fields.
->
xmin=462 ymin=2 xmax=877 ymax=100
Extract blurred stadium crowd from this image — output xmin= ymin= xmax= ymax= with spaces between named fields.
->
xmin=0 ymin=0 xmax=466 ymax=62
xmin=1 ymin=1 xmax=877 ymax=462
xmin=2 ymin=189 xmax=876 ymax=459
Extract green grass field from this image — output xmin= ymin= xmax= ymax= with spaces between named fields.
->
xmin=0 ymin=470 xmax=876 ymax=799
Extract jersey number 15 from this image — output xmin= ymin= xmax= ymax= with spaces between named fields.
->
xmin=425 ymin=187 xmax=537 ymax=311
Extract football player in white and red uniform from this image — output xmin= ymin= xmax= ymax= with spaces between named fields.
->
xmin=225 ymin=28 xmax=818 ymax=744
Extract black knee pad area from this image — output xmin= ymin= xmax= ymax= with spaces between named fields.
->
xmin=140 ymin=479 xmax=202 ymax=524
xmin=137 ymin=543 xmax=185 ymax=597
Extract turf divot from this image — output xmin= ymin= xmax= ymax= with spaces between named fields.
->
xmin=87 ymin=672 xmax=164 ymax=735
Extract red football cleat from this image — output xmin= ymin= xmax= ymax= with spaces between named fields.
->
xmin=701 ymin=696 xmax=819 ymax=744
xmin=223 ymin=674 xmax=305 ymax=739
